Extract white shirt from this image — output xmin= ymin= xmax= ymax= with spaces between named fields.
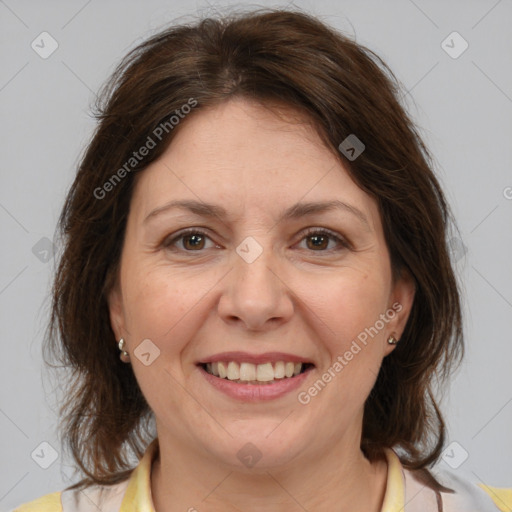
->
xmin=10 ymin=438 xmax=512 ymax=511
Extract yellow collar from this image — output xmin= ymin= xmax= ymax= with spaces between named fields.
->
xmin=119 ymin=440 xmax=406 ymax=512
xmin=119 ymin=437 xmax=159 ymax=511
xmin=381 ymin=447 xmax=407 ymax=512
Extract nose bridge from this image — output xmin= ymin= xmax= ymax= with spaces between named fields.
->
xmin=235 ymin=237 xmax=275 ymax=286
xmin=218 ymin=235 xmax=293 ymax=328
xmin=234 ymin=235 xmax=279 ymax=298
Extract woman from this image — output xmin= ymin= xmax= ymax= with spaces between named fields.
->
xmin=11 ymin=8 xmax=511 ymax=512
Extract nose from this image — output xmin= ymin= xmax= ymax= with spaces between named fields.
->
xmin=217 ymin=243 xmax=294 ymax=332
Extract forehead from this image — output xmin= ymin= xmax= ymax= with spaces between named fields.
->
xmin=130 ymin=98 xmax=379 ymax=228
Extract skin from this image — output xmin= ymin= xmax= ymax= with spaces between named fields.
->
xmin=108 ymin=98 xmax=415 ymax=512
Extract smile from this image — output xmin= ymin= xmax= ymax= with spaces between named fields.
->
xmin=201 ymin=361 xmax=314 ymax=384
xmin=198 ymin=359 xmax=315 ymax=401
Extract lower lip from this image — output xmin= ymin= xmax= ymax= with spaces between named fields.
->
xmin=198 ymin=365 xmax=314 ymax=401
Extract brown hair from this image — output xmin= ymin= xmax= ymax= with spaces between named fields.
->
xmin=45 ymin=7 xmax=463 ymax=492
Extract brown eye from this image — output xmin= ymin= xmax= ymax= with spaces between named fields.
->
xmin=182 ymin=233 xmax=206 ymax=250
xmin=164 ymin=229 xmax=217 ymax=252
xmin=297 ymin=229 xmax=348 ymax=252
xmin=306 ymin=234 xmax=329 ymax=250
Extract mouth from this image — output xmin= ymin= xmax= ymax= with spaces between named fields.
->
xmin=197 ymin=361 xmax=315 ymax=385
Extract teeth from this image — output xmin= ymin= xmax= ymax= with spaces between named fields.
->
xmin=204 ymin=361 xmax=307 ymax=382
xmin=227 ymin=361 xmax=240 ymax=380
xmin=240 ymin=362 xmax=256 ymax=381
xmin=218 ymin=361 xmax=227 ymax=378
xmin=274 ymin=361 xmax=285 ymax=378
xmin=256 ymin=362 xmax=274 ymax=381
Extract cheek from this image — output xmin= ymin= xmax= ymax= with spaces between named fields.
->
xmin=122 ymin=264 xmax=219 ymax=346
xmin=296 ymin=272 xmax=389 ymax=417
xmin=325 ymin=274 xmax=391 ymax=389
xmin=300 ymin=268 xmax=390 ymax=344
xmin=121 ymin=266 xmax=178 ymax=338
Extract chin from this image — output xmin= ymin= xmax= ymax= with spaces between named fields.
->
xmin=208 ymin=424 xmax=306 ymax=471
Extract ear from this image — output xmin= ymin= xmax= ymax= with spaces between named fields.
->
xmin=107 ymin=282 xmax=126 ymax=343
xmin=384 ymin=268 xmax=416 ymax=355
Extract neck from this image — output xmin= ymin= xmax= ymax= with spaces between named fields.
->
xmin=150 ymin=435 xmax=388 ymax=512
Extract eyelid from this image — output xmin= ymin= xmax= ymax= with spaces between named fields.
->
xmin=162 ymin=227 xmax=219 ymax=250
xmin=161 ymin=226 xmax=350 ymax=252
xmin=297 ymin=227 xmax=351 ymax=251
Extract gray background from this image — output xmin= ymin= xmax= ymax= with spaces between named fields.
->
xmin=1 ymin=0 xmax=511 ymax=509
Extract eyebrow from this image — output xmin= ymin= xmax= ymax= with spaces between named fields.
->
xmin=144 ymin=199 xmax=370 ymax=229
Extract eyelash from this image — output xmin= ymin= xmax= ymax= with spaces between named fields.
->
xmin=163 ymin=227 xmax=350 ymax=253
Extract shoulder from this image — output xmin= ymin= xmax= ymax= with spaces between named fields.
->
xmin=9 ymin=479 xmax=130 ymax=512
xmin=404 ymin=464 xmax=512 ymax=512
xmin=8 ymin=491 xmax=62 ymax=512
xmin=479 ymin=486 xmax=512 ymax=512
xmin=479 ymin=484 xmax=512 ymax=512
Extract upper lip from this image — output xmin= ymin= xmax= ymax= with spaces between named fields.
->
xmin=197 ymin=351 xmax=314 ymax=365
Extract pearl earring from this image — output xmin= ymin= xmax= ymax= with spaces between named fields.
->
xmin=118 ymin=338 xmax=130 ymax=362
xmin=387 ymin=335 xmax=399 ymax=345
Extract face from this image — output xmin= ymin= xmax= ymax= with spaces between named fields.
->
xmin=108 ymin=98 xmax=415 ymax=471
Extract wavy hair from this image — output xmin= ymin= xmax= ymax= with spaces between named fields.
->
xmin=44 ymin=7 xmax=463 ymax=492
